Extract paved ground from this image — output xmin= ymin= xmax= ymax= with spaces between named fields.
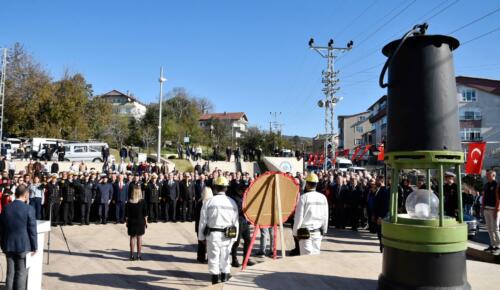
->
xmin=1 ymin=222 xmax=499 ymax=289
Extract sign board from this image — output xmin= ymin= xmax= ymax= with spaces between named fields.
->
xmin=137 ymin=153 xmax=147 ymax=163
xmin=183 ymin=137 xmax=190 ymax=144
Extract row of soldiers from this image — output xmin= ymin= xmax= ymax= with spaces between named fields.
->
xmin=0 ymin=169 xmax=255 ymax=227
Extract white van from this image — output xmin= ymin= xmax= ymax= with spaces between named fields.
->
xmin=63 ymin=142 xmax=115 ymax=163
xmin=347 ymin=166 xmax=367 ymax=174
xmin=336 ymin=157 xmax=353 ymax=172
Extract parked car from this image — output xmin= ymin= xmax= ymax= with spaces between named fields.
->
xmin=336 ymin=157 xmax=353 ymax=172
xmin=347 ymin=166 xmax=367 ymax=174
xmin=63 ymin=142 xmax=115 ymax=163
xmin=464 ymin=214 xmax=479 ymax=238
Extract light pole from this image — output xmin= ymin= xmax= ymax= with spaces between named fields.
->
xmin=157 ymin=67 xmax=167 ymax=162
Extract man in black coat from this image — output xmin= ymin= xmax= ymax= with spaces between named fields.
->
xmin=330 ymin=175 xmax=348 ymax=229
xmin=57 ymin=143 xmax=65 ymax=161
xmin=346 ymin=178 xmax=364 ymax=231
xmin=162 ymin=173 xmax=179 ymax=222
xmin=78 ymin=174 xmax=95 ymax=225
xmin=60 ymin=172 xmax=78 ymax=225
xmin=46 ymin=174 xmax=61 ymax=226
xmin=113 ymin=174 xmax=129 ymax=223
xmin=51 ymin=161 xmax=59 ymax=174
xmin=145 ymin=173 xmax=161 ymax=222
xmin=119 ymin=147 xmax=128 ymax=162
xmin=179 ymin=173 xmax=195 ymax=222
xmin=374 ymin=176 xmax=390 ymax=253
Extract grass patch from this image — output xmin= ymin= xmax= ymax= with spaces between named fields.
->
xmin=170 ymin=159 xmax=193 ymax=172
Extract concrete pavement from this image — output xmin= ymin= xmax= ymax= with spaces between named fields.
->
xmin=1 ymin=222 xmax=499 ymax=289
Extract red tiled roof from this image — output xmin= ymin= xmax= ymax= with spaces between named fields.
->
xmin=100 ymin=90 xmax=146 ymax=106
xmin=456 ymin=76 xmax=500 ymax=96
xmin=199 ymin=112 xmax=247 ymax=121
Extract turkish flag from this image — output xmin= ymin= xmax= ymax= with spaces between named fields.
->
xmin=357 ymin=145 xmax=372 ymax=161
xmin=351 ymin=146 xmax=362 ymax=161
xmin=377 ymin=144 xmax=385 ymax=161
xmin=466 ymin=142 xmax=486 ymax=174
xmin=343 ymin=149 xmax=350 ymax=157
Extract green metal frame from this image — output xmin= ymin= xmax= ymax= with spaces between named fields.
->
xmin=383 ymin=150 xmax=467 ymax=253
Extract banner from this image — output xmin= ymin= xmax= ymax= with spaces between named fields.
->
xmin=351 ymin=146 xmax=362 ymax=161
xmin=357 ymin=145 xmax=372 ymax=161
xmin=465 ymin=142 xmax=486 ymax=175
xmin=377 ymin=144 xmax=385 ymax=161
xmin=343 ymin=149 xmax=350 ymax=157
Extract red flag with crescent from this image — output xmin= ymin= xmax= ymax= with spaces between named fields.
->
xmin=377 ymin=144 xmax=385 ymax=161
xmin=351 ymin=146 xmax=362 ymax=161
xmin=343 ymin=149 xmax=350 ymax=157
xmin=357 ymin=145 xmax=372 ymax=161
xmin=466 ymin=142 xmax=486 ymax=175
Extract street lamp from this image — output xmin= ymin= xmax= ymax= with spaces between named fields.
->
xmin=157 ymin=67 xmax=167 ymax=162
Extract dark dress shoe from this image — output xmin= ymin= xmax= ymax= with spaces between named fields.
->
xmin=221 ymin=273 xmax=230 ymax=282
xmin=211 ymin=274 xmax=219 ymax=284
xmin=231 ymin=259 xmax=240 ymax=267
xmin=247 ymin=260 xmax=256 ymax=266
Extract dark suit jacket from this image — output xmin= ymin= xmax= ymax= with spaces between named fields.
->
xmin=179 ymin=180 xmax=195 ymax=201
xmin=374 ymin=186 xmax=390 ymax=219
xmin=195 ymin=180 xmax=206 ymax=201
xmin=0 ymin=200 xmax=37 ymax=253
xmin=113 ymin=182 xmax=129 ymax=203
xmin=162 ymin=180 xmax=179 ymax=201
xmin=95 ymin=183 xmax=113 ymax=204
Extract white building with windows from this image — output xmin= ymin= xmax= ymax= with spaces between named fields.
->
xmin=99 ymin=90 xmax=147 ymax=120
xmin=338 ymin=111 xmax=371 ymax=150
xmin=456 ymin=76 xmax=500 ymax=170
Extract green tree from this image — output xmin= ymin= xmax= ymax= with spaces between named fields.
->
xmin=86 ymin=97 xmax=113 ymax=140
xmin=106 ymin=115 xmax=130 ymax=148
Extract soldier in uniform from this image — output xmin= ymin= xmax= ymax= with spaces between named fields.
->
xmin=78 ymin=173 xmax=95 ymax=225
xmin=145 ymin=173 xmax=160 ymax=222
xmin=47 ymin=173 xmax=61 ymax=226
xmin=443 ymin=172 xmax=458 ymax=217
xmin=60 ymin=172 xmax=78 ymax=225
xmin=198 ymin=176 xmax=239 ymax=284
xmin=293 ymin=172 xmax=329 ymax=255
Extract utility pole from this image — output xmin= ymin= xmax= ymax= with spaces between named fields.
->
xmin=309 ymin=38 xmax=353 ymax=171
xmin=0 ymin=48 xmax=7 ymax=142
xmin=157 ymin=67 xmax=167 ymax=162
xmin=270 ymin=112 xmax=282 ymax=150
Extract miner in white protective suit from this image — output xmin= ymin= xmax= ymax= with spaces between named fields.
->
xmin=198 ymin=176 xmax=239 ymax=284
xmin=292 ymin=172 xmax=329 ymax=255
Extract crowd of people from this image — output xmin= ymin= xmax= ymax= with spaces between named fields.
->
xmin=0 ymin=154 xmax=498 ymax=287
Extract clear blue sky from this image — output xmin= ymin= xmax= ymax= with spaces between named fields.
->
xmin=1 ymin=0 xmax=499 ymax=137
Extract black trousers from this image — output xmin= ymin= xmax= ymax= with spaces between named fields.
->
xmin=81 ymin=202 xmax=92 ymax=224
xmin=49 ymin=202 xmax=61 ymax=225
xmin=350 ymin=206 xmax=361 ymax=230
xmin=163 ymin=199 xmax=177 ymax=221
xmin=231 ymin=220 xmax=251 ymax=260
xmin=115 ymin=201 xmax=126 ymax=223
xmin=148 ymin=203 xmax=159 ymax=222
xmin=333 ymin=203 xmax=345 ymax=228
xmin=197 ymin=240 xmax=207 ymax=262
xmin=5 ymin=252 xmax=28 ymax=290
xmin=180 ymin=199 xmax=193 ymax=221
xmin=63 ymin=201 xmax=74 ymax=225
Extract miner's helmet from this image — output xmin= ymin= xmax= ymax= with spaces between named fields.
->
xmin=305 ymin=172 xmax=319 ymax=184
xmin=214 ymin=176 xmax=229 ymax=187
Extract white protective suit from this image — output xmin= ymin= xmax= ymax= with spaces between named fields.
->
xmin=198 ymin=192 xmax=239 ymax=275
xmin=292 ymin=190 xmax=329 ymax=255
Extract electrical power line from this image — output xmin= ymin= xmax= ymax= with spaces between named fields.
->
xmin=448 ymin=6 xmax=500 ymax=35
xmin=460 ymin=26 xmax=500 ymax=46
xmin=336 ymin=0 xmax=380 ymax=39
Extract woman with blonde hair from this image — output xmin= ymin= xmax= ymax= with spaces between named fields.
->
xmin=125 ymin=185 xmax=148 ymax=261
xmin=195 ymin=186 xmax=214 ymax=263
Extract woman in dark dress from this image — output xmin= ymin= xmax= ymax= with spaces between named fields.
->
xmin=125 ymin=185 xmax=148 ymax=260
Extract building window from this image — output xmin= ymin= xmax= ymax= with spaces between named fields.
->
xmin=459 ymin=108 xmax=481 ymax=120
xmin=382 ymin=116 xmax=387 ymax=125
xmin=355 ymin=139 xmax=362 ymax=145
xmin=460 ymin=128 xmax=481 ymax=141
xmin=359 ymin=116 xmax=366 ymax=121
xmin=461 ymin=89 xmax=477 ymax=102
xmin=356 ymin=126 xmax=364 ymax=133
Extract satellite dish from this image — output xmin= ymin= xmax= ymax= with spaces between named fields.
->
xmin=243 ymin=172 xmax=299 ymax=227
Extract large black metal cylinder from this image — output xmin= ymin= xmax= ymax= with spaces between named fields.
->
xmin=382 ymin=35 xmax=461 ymax=153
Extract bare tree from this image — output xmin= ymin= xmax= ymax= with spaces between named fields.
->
xmin=141 ymin=125 xmax=156 ymax=154
xmin=196 ymin=97 xmax=214 ymax=114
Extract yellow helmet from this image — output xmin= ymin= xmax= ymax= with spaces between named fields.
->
xmin=305 ymin=172 xmax=319 ymax=183
xmin=214 ymin=176 xmax=229 ymax=186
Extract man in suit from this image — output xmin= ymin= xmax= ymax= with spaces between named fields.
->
xmin=0 ymin=185 xmax=37 ymax=290
xmin=113 ymin=174 xmax=128 ymax=224
xmin=60 ymin=172 xmax=78 ymax=226
xmin=179 ymin=173 xmax=195 ymax=222
xmin=162 ymin=173 xmax=179 ymax=222
xmin=374 ymin=176 xmax=390 ymax=253
xmin=95 ymin=175 xmax=113 ymax=224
